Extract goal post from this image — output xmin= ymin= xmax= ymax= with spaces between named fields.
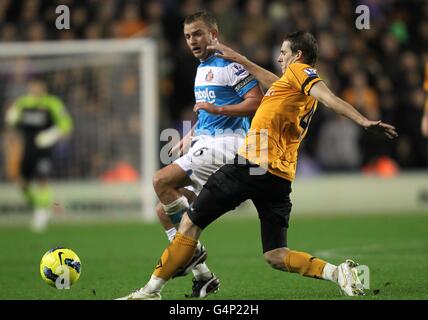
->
xmin=0 ymin=39 xmax=159 ymax=222
xmin=139 ymin=40 xmax=159 ymax=222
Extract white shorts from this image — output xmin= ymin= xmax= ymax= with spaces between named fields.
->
xmin=174 ymin=134 xmax=244 ymax=195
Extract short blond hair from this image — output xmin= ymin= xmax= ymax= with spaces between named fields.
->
xmin=184 ymin=11 xmax=218 ymax=31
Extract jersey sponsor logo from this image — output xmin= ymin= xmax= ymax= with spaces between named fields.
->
xmin=22 ymin=111 xmax=48 ymax=126
xmin=303 ymin=68 xmax=318 ymax=77
xmin=205 ymin=69 xmax=214 ymax=81
xmin=195 ymin=88 xmax=216 ymax=103
xmin=232 ymin=64 xmax=246 ymax=76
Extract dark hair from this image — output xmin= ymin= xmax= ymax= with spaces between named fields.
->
xmin=284 ymin=31 xmax=318 ymax=66
xmin=29 ymin=76 xmax=46 ymax=84
xmin=184 ymin=11 xmax=218 ymax=31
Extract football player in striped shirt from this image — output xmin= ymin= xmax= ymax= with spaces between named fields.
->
xmin=118 ymin=11 xmax=263 ymax=299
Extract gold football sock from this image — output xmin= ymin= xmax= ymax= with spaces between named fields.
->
xmin=153 ymin=232 xmax=197 ymax=281
xmin=284 ymin=250 xmax=327 ymax=279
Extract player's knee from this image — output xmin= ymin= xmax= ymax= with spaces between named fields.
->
xmin=152 ymin=170 xmax=168 ymax=192
xmin=263 ymin=248 xmax=289 ymax=271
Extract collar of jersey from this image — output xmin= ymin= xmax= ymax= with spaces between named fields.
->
xmin=199 ymin=54 xmax=217 ymax=66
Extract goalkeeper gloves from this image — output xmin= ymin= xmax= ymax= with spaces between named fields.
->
xmin=35 ymin=127 xmax=63 ymax=148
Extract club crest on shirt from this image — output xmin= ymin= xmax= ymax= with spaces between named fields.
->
xmin=205 ymin=69 xmax=214 ymax=81
xmin=304 ymin=68 xmax=318 ymax=77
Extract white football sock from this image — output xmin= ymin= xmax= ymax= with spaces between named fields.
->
xmin=322 ymin=263 xmax=338 ymax=282
xmin=31 ymin=208 xmax=50 ymax=233
xmin=192 ymin=263 xmax=212 ymax=281
xmin=143 ymin=275 xmax=166 ymax=294
xmin=191 ymin=241 xmax=212 ymax=280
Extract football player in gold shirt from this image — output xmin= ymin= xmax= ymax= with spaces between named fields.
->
xmin=118 ymin=32 xmax=397 ymax=300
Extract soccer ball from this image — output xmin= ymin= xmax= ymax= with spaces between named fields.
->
xmin=40 ymin=247 xmax=81 ymax=289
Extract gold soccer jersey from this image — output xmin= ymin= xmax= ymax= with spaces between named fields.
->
xmin=239 ymin=62 xmax=322 ymax=181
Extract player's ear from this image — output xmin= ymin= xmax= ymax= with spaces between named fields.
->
xmin=210 ymin=30 xmax=219 ymax=43
xmin=295 ymin=50 xmax=303 ymax=62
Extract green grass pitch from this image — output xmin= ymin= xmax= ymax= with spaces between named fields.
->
xmin=0 ymin=213 xmax=427 ymax=300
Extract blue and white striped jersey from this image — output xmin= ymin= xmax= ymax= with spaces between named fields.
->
xmin=194 ymin=55 xmax=258 ymax=136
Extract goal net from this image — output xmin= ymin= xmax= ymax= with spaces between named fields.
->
xmin=0 ymin=39 xmax=159 ymax=222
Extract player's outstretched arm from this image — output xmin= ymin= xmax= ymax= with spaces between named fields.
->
xmin=310 ymin=81 xmax=398 ymax=139
xmin=207 ymin=42 xmax=279 ymax=89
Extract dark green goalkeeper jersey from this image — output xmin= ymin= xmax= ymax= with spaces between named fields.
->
xmin=10 ymin=94 xmax=73 ymax=148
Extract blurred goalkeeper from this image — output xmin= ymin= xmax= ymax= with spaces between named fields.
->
xmin=4 ymin=78 xmax=73 ymax=232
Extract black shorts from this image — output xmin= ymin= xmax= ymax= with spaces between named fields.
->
xmin=188 ymin=155 xmax=292 ymax=253
xmin=20 ymin=145 xmax=53 ymax=181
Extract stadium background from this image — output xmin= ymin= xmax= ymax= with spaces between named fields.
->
xmin=0 ymin=0 xmax=427 ymax=300
xmin=1 ymin=0 xmax=428 ymax=177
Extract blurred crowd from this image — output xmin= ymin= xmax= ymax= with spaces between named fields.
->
xmin=1 ymin=0 xmax=428 ymax=179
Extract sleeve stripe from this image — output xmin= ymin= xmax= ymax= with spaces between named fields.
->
xmin=233 ymin=74 xmax=256 ymax=93
xmin=305 ymin=78 xmax=323 ymax=96
xmin=301 ymin=76 xmax=319 ymax=94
